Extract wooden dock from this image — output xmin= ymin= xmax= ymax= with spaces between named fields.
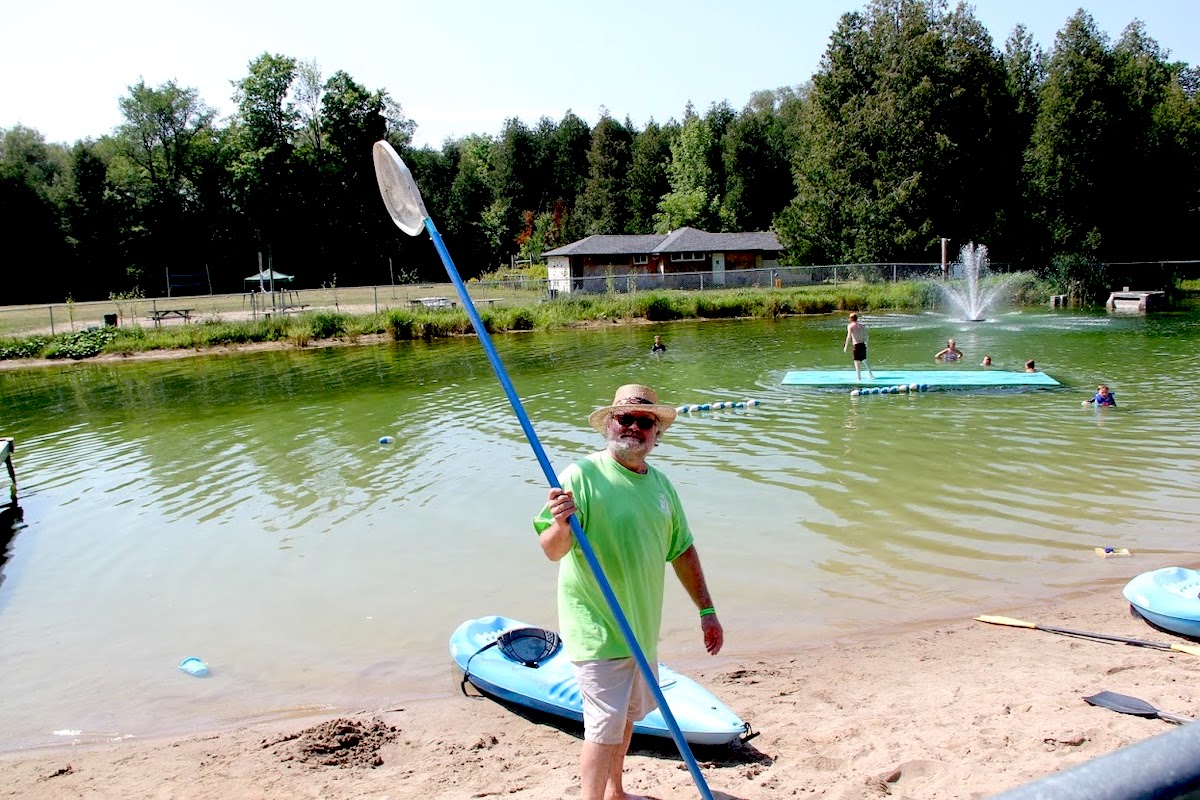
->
xmin=1107 ymin=289 xmax=1166 ymax=313
xmin=2 ymin=437 xmax=14 ymax=503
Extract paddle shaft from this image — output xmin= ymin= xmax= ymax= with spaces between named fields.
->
xmin=422 ymin=218 xmax=715 ymax=800
xmin=976 ymin=615 xmax=1200 ymax=656
xmin=1038 ymin=622 xmax=1178 ymax=650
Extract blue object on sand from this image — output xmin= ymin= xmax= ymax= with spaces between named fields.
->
xmin=782 ymin=369 xmax=1059 ymax=388
xmin=179 ymin=657 xmax=210 ymax=677
xmin=450 ymin=615 xmax=748 ymax=745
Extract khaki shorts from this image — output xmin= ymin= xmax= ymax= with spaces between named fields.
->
xmin=574 ymin=658 xmax=659 ymax=745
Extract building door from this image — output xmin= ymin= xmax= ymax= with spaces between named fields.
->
xmin=712 ymin=252 xmax=725 ymax=286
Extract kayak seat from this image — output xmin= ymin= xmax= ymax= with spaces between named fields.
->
xmin=497 ymin=627 xmax=561 ymax=667
xmin=460 ymin=626 xmax=564 ymax=696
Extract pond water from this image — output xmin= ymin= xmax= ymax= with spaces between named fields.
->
xmin=1 ymin=308 xmax=1198 ymax=751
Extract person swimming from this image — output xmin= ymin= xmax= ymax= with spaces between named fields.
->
xmin=935 ymin=339 xmax=963 ymax=362
xmin=1083 ymin=384 xmax=1116 ymax=407
xmin=981 ymin=355 xmax=992 ymax=366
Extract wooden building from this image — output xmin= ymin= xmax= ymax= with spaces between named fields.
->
xmin=543 ymin=228 xmax=781 ymax=294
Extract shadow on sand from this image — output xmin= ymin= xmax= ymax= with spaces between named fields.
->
xmin=459 ymin=682 xmax=770 ymax=798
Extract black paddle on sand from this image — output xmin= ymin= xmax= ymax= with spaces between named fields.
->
xmin=1084 ymin=691 xmax=1195 ymax=725
xmin=975 ymin=615 xmax=1200 ymax=656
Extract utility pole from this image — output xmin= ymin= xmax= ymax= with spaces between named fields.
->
xmin=941 ymin=238 xmax=949 ymax=280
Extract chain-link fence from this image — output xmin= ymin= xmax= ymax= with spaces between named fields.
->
xmin=552 ymin=263 xmax=943 ymax=295
xmin=0 ymin=284 xmax=516 ymax=338
xmin=0 ymin=262 xmax=970 ymax=338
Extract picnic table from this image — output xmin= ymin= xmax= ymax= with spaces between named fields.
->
xmin=411 ymin=297 xmax=456 ymax=309
xmin=261 ymin=304 xmax=310 ymax=319
xmin=149 ymin=308 xmax=194 ymax=327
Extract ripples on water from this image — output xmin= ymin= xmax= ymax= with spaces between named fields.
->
xmin=1 ymin=310 xmax=1199 ymax=749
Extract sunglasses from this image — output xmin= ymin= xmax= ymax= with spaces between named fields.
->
xmin=614 ymin=413 xmax=657 ymax=430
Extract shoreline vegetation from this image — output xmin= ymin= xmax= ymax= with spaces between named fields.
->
xmin=0 ymin=278 xmax=1049 ymax=367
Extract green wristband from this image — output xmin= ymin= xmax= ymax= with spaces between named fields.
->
xmin=699 ymin=607 xmax=716 ymax=617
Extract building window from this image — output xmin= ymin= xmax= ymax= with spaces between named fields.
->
xmin=632 ymin=255 xmax=649 ymax=265
xmin=672 ymin=252 xmax=706 ymax=262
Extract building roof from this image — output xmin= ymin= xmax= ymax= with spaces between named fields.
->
xmin=543 ymin=227 xmax=780 ymax=257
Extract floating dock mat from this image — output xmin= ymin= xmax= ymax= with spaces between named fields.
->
xmin=781 ymin=369 xmax=1060 ymax=388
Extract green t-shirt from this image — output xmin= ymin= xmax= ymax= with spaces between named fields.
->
xmin=534 ymin=452 xmax=694 ymax=662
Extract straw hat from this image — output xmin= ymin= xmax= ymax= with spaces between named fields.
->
xmin=588 ymin=384 xmax=678 ymax=433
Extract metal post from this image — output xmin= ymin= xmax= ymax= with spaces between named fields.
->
xmin=941 ymin=238 xmax=949 ymax=280
xmin=166 ymin=267 xmax=172 ymax=298
xmin=47 ymin=306 xmax=54 ymax=335
xmin=374 ymin=286 xmax=378 ymax=314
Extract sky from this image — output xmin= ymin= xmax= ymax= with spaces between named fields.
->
xmin=3 ymin=0 xmax=1198 ymax=150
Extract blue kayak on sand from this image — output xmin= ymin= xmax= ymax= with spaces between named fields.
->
xmin=1123 ymin=567 xmax=1200 ymax=639
xmin=449 ymin=615 xmax=749 ymax=746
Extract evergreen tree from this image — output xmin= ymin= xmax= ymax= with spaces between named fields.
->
xmin=625 ymin=120 xmax=672 ymax=234
xmin=577 ymin=115 xmax=633 ymax=235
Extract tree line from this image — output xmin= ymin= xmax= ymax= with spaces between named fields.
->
xmin=2 ymin=0 xmax=1197 ymax=305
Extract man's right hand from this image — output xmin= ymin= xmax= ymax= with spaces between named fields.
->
xmin=548 ymin=488 xmax=576 ymax=523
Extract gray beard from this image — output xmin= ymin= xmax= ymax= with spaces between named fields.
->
xmin=607 ymin=435 xmax=654 ymax=464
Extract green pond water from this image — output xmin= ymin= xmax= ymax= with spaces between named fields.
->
xmin=1 ymin=307 xmax=1198 ymax=750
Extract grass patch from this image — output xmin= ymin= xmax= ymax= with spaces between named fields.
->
xmin=0 ymin=278 xmax=1047 ymax=364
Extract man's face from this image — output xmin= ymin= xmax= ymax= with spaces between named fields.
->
xmin=605 ymin=412 xmax=659 ymax=461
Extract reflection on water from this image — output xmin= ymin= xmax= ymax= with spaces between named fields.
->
xmin=1 ymin=310 xmax=1199 ymax=750
xmin=0 ymin=502 xmax=24 ymax=591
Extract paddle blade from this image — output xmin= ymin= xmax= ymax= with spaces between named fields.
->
xmin=1085 ymin=691 xmax=1195 ymax=725
xmin=976 ymin=615 xmax=1037 ymax=629
xmin=1085 ymin=691 xmax=1160 ymax=718
xmin=1171 ymin=643 xmax=1200 ymax=657
xmin=373 ymin=141 xmax=429 ymax=236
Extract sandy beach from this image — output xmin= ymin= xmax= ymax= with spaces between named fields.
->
xmin=2 ymin=578 xmax=1197 ymax=800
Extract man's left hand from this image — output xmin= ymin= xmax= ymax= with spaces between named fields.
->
xmin=701 ymin=614 xmax=723 ymax=655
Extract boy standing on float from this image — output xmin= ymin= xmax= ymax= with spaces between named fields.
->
xmin=843 ymin=313 xmax=875 ymax=381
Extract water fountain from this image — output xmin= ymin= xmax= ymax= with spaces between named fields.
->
xmin=938 ymin=243 xmax=1014 ymax=322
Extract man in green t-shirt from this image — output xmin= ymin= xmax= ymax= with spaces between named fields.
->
xmin=534 ymin=383 xmax=723 ymax=800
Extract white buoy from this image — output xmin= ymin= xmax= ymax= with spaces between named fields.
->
xmin=747 ymin=399 xmax=760 ymax=406
xmin=850 ymin=389 xmax=860 ymax=397
xmin=379 ymin=436 xmax=395 ymax=445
